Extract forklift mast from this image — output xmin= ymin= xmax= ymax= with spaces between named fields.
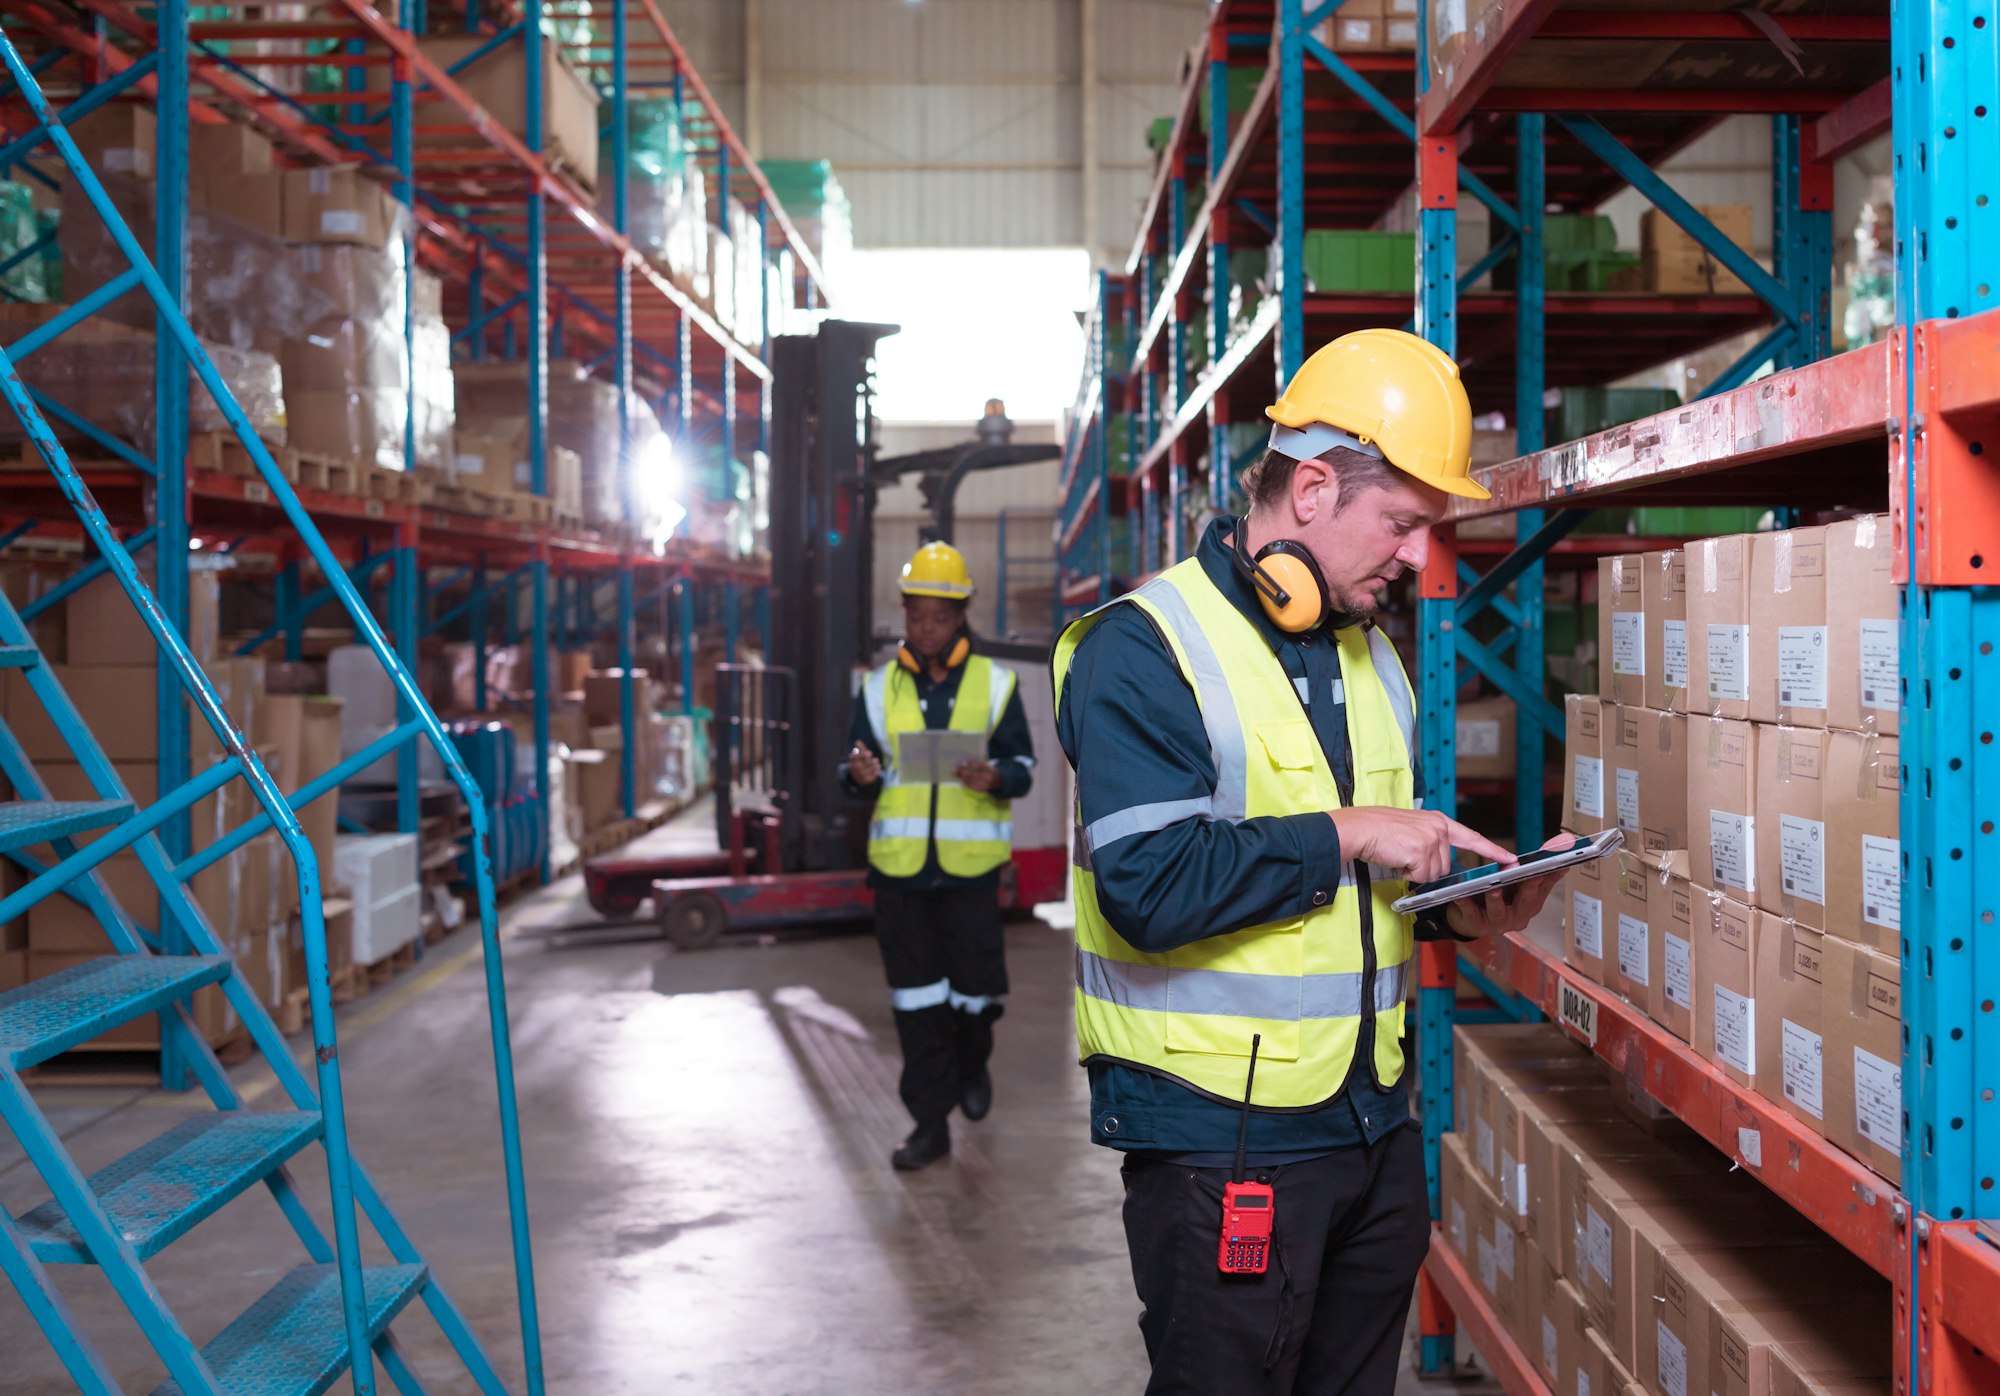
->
xmin=767 ymin=320 xmax=899 ymax=871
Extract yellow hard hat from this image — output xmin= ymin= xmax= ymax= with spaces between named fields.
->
xmin=899 ymin=541 xmax=975 ymax=600
xmin=1264 ymin=327 xmax=1487 ymax=500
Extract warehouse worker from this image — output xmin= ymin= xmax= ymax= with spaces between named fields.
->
xmin=845 ymin=541 xmax=1036 ymax=1172
xmin=1053 ymin=328 xmax=1573 ymax=1394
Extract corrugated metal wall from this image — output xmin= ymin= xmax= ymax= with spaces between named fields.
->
xmin=657 ymin=0 xmax=1204 ymax=258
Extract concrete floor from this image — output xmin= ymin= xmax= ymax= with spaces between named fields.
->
xmin=0 ymin=834 xmax=1503 ymax=1394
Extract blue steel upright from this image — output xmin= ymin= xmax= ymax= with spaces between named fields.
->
xmin=612 ymin=0 xmax=638 ymax=820
xmin=527 ymin=11 xmax=554 ymax=887
xmin=1512 ymin=115 xmax=1547 ymax=851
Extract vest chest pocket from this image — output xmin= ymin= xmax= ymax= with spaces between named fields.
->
xmin=1255 ymin=720 xmax=1328 ymax=808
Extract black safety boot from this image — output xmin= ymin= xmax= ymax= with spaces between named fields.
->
xmin=960 ymin=1070 xmax=993 ymax=1122
xmin=891 ymin=1120 xmax=951 ymax=1171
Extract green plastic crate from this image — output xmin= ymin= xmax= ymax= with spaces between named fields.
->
xmin=1147 ymin=117 xmax=1176 ymax=153
xmin=1197 ymin=66 xmax=1266 ymax=135
xmin=1105 ymin=416 xmax=1133 ymax=476
xmin=1547 ymin=385 xmax=1682 ymax=442
xmin=1544 ymin=214 xmax=1617 ymax=256
xmin=1302 ymin=230 xmax=1415 ymax=294
xmin=1630 ymin=507 xmax=1769 ymax=536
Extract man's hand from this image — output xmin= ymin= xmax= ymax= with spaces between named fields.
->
xmin=847 ymin=742 xmax=883 ymax=786
xmin=1442 ymin=832 xmax=1578 ymax=940
xmin=955 ymin=760 xmax=1002 ymax=793
xmin=1329 ymin=806 xmax=1516 ymax=885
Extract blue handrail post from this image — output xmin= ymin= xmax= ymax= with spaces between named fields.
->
xmin=155 ymin=0 xmax=194 ymax=1097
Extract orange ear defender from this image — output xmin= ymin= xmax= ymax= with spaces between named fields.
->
xmin=898 ymin=631 xmax=973 ymax=673
xmin=1230 ymin=523 xmax=1332 ymax=634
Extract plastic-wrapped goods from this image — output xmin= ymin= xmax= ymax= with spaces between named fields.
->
xmin=0 ymin=302 xmax=285 ymax=452
xmin=608 ymin=98 xmax=693 ymax=260
xmin=0 ymin=182 xmax=52 ymax=303
xmin=663 ymin=172 xmax=711 ymax=303
xmin=760 ymin=159 xmax=853 ymax=287
xmin=1843 ymin=175 xmax=1895 ymax=348
xmin=61 ymin=174 xmax=318 ymax=357
xmin=729 ymin=202 xmax=766 ymax=345
xmin=708 ymin=227 xmax=735 ymax=335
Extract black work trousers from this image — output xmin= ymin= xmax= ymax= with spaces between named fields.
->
xmin=872 ymin=881 xmax=1009 ymax=1128
xmin=1119 ymin=1120 xmax=1431 ymax=1396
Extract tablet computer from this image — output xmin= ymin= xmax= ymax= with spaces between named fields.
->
xmin=1390 ymin=827 xmax=1624 ymax=915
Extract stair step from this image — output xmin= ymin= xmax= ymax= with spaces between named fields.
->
xmin=0 ymin=798 xmax=134 ymax=853
xmin=16 ymin=1111 xmax=323 ymax=1264
xmin=0 ymin=956 xmax=231 ymax=1070
xmin=150 ymin=1262 xmax=429 ymax=1396
xmin=0 ymin=645 xmax=39 ymax=669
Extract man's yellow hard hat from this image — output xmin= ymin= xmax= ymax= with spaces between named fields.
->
xmin=899 ymin=541 xmax=976 ymax=600
xmin=1264 ymin=327 xmax=1487 ymax=500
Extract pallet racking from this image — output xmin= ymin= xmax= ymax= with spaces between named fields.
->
xmin=0 ymin=0 xmax=830 ymax=905
xmin=1073 ymin=1 xmax=2000 ymax=1391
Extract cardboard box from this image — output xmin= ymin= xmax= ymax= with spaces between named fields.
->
xmin=1456 ymin=695 xmax=1516 ymax=781
xmin=584 ymin=669 xmax=650 ymax=728
xmin=1319 ymin=13 xmax=1388 ymax=50
xmin=282 ymin=167 xmax=401 ymax=248
xmin=1821 ymin=935 xmax=1902 ymax=1182
xmin=1600 ymin=554 xmax=1646 ymax=705
xmin=1564 ymin=694 xmax=1607 ymax=836
xmin=575 ymin=723 xmax=626 ymax=831
xmin=1647 ymin=850 xmax=1698 ymax=1041
xmin=1549 ymin=1277 xmax=1592 ymax=1396
xmin=1574 ymin=1161 xmax=1720 ymax=1348
xmin=68 ymin=104 xmax=155 ymax=178
xmin=3 ymin=658 xmax=259 ymax=764
xmin=1754 ymin=726 xmax=1829 ymax=929
xmin=1609 ymin=849 xmax=1672 ymax=1007
xmin=1689 ymin=716 xmax=1759 ymax=898
xmin=1757 ymin=915 xmax=1827 ymax=1132
xmin=1825 ymin=514 xmax=1899 ymax=736
xmin=1686 ymin=534 xmax=1753 ymax=721
xmin=1749 ymin=527 xmax=1830 ymax=727
xmin=1693 ymin=892 xmax=1762 ymax=1092
xmin=1823 ymin=731 xmax=1900 ymax=953
xmin=198 ymin=169 xmax=284 ymax=239
xmin=1606 ymin=703 xmax=1688 ymax=853
xmin=1644 ymin=548 xmax=1690 ymax=713
xmin=413 ymin=37 xmax=601 ymax=191
xmin=67 ymin=566 xmax=219 ymax=666
xmin=1525 ymin=1115 xmax=1662 ymax=1278
xmin=1511 ymin=1232 xmax=1559 ymax=1383
xmin=1441 ymin=1128 xmax=1478 ymax=1264
xmin=1563 ymin=842 xmax=1613 ymax=984
xmin=1640 ymin=204 xmax=1754 ymax=295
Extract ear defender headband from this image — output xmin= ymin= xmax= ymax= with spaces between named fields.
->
xmin=1231 ymin=524 xmax=1332 ymax=634
xmin=897 ymin=629 xmax=973 ymax=673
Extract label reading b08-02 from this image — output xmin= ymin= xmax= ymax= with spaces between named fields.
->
xmin=1559 ymin=977 xmax=1599 ymax=1046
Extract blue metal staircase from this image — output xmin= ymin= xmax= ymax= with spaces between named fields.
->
xmin=0 ymin=28 xmax=542 ymax=1396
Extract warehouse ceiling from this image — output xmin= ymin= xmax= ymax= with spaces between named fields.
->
xmin=657 ymin=0 xmax=1208 ymax=260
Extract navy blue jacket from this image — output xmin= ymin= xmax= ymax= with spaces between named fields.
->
xmin=1056 ymin=518 xmax=1458 ymax=1160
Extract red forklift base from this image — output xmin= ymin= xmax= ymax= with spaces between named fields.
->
xmin=651 ymin=869 xmax=874 ymax=947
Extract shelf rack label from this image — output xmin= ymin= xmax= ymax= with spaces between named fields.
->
xmin=1558 ymin=976 xmax=1599 ymax=1046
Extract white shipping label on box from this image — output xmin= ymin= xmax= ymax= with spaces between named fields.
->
xmin=1777 ymin=625 xmax=1829 ymax=708
xmin=1855 ymin=1046 xmax=1903 ymax=1150
xmin=1709 ymin=810 xmax=1755 ymax=891
xmin=1707 ymin=624 xmax=1750 ymax=701
xmin=1713 ymin=983 xmax=1757 ymax=1077
xmin=1542 ymin=1318 xmax=1558 ymax=1381
xmin=1585 ymin=1204 xmax=1613 ymax=1282
xmin=1573 ymin=892 xmax=1604 ymax=959
xmin=320 ymin=209 xmax=365 ymax=237
xmin=1862 ymin=834 xmax=1902 ymax=931
xmin=1450 ymin=1199 xmax=1467 ymax=1254
xmin=1664 ymin=933 xmax=1693 ymax=1008
xmin=1663 ymin=619 xmax=1689 ymax=689
xmin=1477 ymin=1236 xmax=1498 ymax=1295
xmin=1459 ymin=718 xmax=1501 ymax=757
xmin=1476 ymin=1117 xmax=1495 ymax=1176
xmin=1577 ymin=1373 xmax=1591 ymax=1396
xmin=1494 ymin=1217 xmax=1516 ymax=1278
xmin=1618 ymin=913 xmax=1650 ymax=985
xmin=1779 ymin=814 xmax=1827 ymax=905
xmin=1574 ymin=754 xmax=1604 ymax=819
xmin=1781 ymin=1019 xmax=1825 ymax=1119
xmin=1502 ymin=1150 xmax=1527 ymax=1216
xmin=1612 ymin=610 xmax=1645 ymax=675
xmin=1616 ymin=766 xmax=1640 ymax=832
xmin=1859 ymin=618 xmax=1900 ymax=709
xmin=1656 ymin=1319 xmax=1690 ymax=1396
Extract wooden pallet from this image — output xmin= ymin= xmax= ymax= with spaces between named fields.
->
xmin=296 ymin=454 xmax=362 ymax=496
xmin=366 ymin=466 xmax=423 ymax=504
xmin=496 ymin=492 xmax=552 ymax=525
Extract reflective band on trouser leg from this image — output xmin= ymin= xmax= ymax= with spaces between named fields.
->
xmin=1050 ymin=556 xmax=1420 ymax=1108
xmin=948 ymin=989 xmax=1004 ymax=1014
xmin=891 ymin=978 xmax=952 ymax=1012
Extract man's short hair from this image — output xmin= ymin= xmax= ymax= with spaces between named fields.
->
xmin=1240 ymin=445 xmax=1401 ymax=514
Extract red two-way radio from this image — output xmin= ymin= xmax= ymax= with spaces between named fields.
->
xmin=1218 ymin=1033 xmax=1274 ymax=1275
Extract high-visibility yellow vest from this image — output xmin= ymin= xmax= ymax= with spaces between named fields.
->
xmin=1051 ymin=556 xmax=1420 ymax=1105
xmin=864 ymin=654 xmax=1017 ymax=878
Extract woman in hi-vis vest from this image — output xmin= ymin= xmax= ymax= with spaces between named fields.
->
xmin=1055 ymin=330 xmax=1575 ymax=1395
xmin=844 ymin=542 xmax=1035 ymax=1171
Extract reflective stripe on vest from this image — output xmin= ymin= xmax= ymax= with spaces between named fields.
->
xmin=866 ymin=654 xmax=1017 ymax=879
xmin=1051 ymin=555 xmax=1419 ymax=1106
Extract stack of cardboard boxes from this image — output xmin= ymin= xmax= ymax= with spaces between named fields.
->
xmin=1442 ymin=1024 xmax=1893 ymax=1396
xmin=1315 ymin=0 xmax=1421 ymax=51
xmin=0 ymin=568 xmax=349 ymax=1048
xmin=1560 ymin=516 xmax=1904 ymax=1184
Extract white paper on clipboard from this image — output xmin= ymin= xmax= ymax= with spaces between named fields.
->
xmin=895 ymin=730 xmax=988 ymax=785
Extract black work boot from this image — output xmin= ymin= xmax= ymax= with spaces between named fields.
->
xmin=960 ymin=1070 xmax=993 ymax=1122
xmin=891 ymin=1119 xmax=951 ymax=1171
